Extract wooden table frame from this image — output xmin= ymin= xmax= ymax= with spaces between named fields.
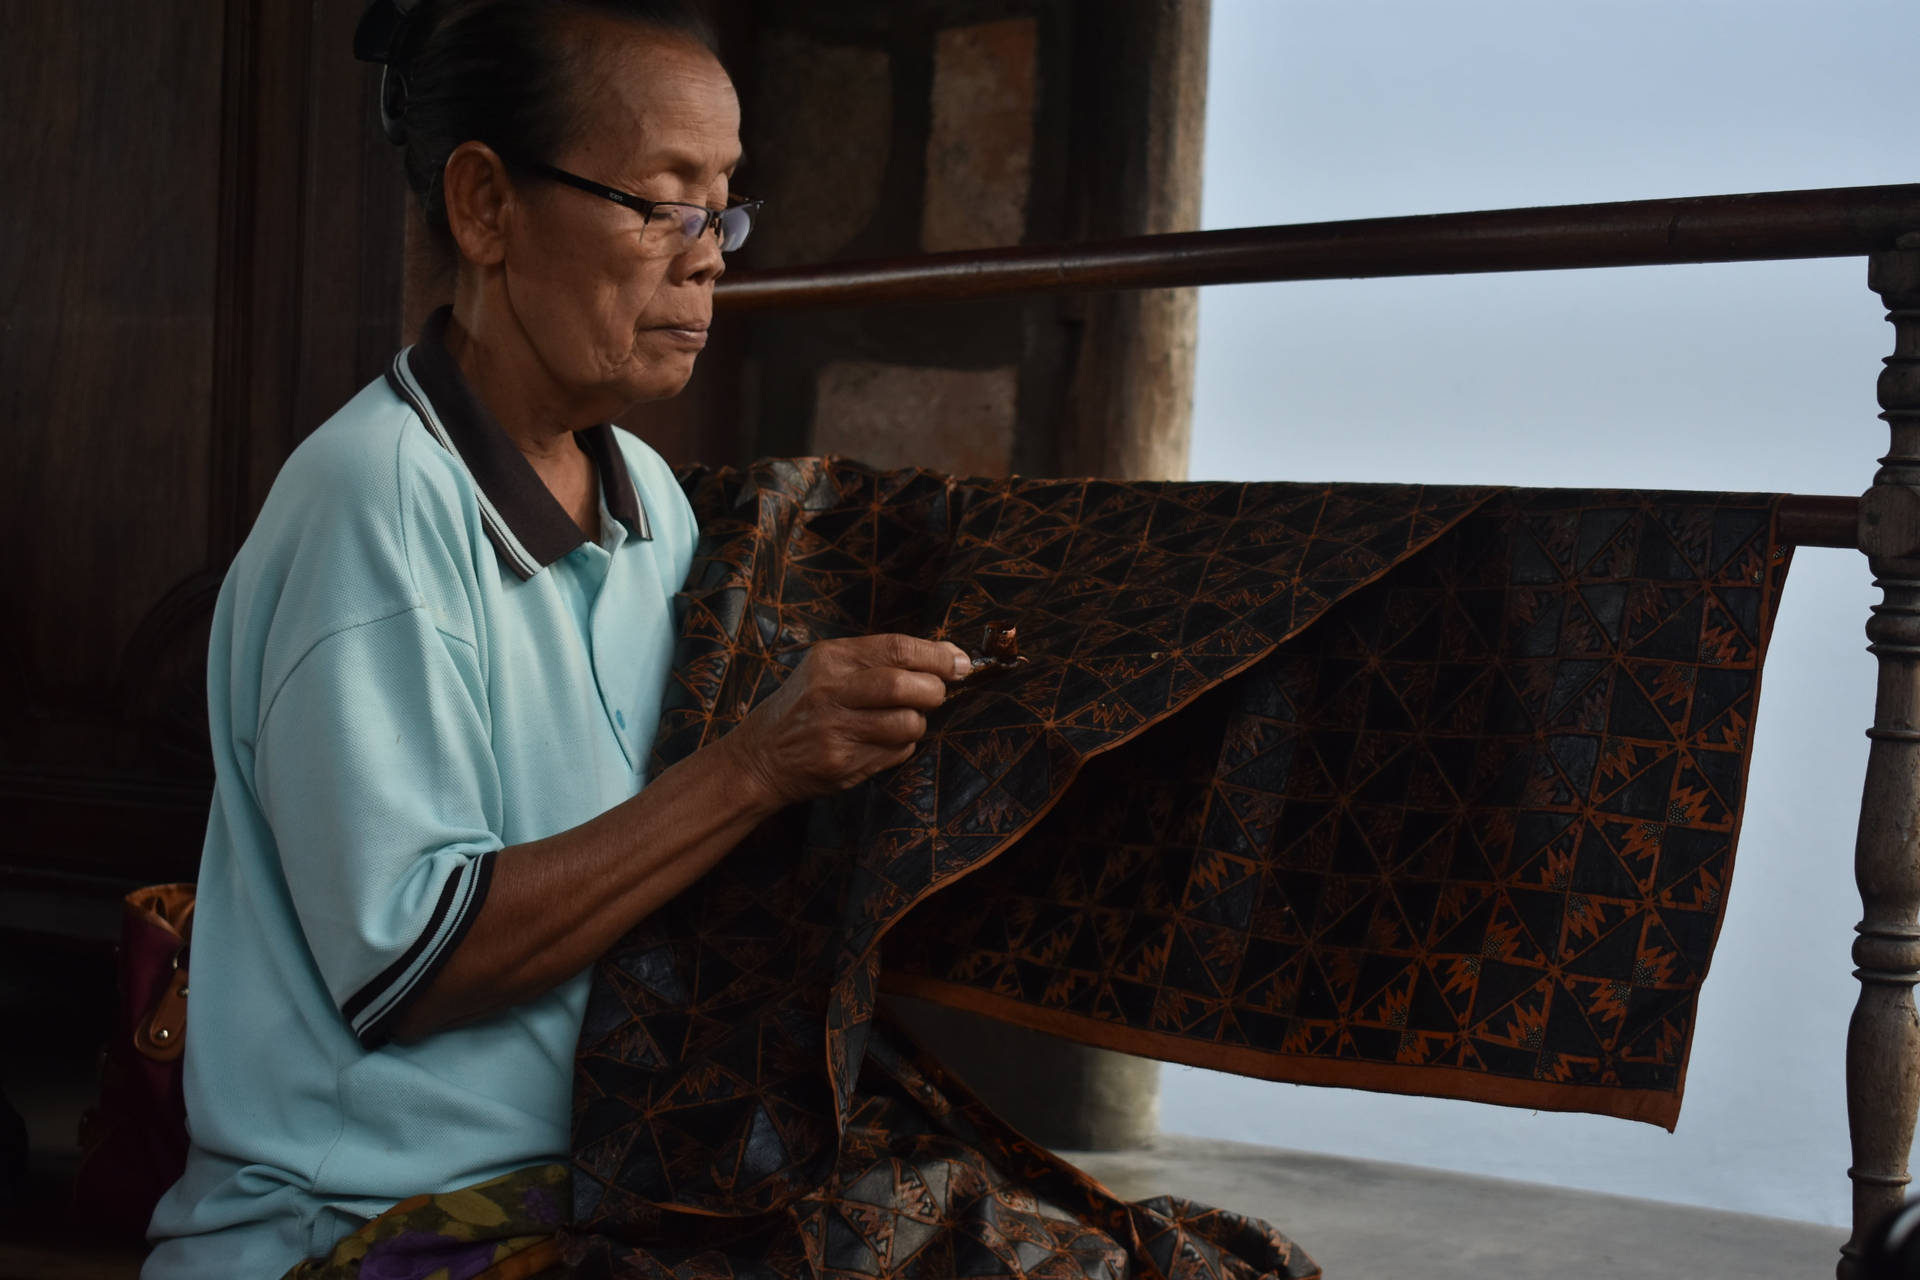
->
xmin=715 ymin=183 xmax=1920 ymax=1278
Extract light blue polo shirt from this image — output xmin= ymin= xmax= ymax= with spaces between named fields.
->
xmin=144 ymin=312 xmax=699 ymax=1279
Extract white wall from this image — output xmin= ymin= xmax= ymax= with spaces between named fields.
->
xmin=1163 ymin=0 xmax=1914 ymax=1226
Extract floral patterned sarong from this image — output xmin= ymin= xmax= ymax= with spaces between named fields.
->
xmin=281 ymin=1163 xmax=569 ymax=1280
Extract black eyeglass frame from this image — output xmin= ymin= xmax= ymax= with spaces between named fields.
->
xmin=521 ymin=160 xmax=763 ymax=252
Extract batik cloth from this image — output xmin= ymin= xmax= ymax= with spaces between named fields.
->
xmin=568 ymin=461 xmax=1791 ymax=1277
xmin=566 ymin=1021 xmax=1318 ymax=1280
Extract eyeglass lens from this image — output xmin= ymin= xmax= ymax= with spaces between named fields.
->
xmin=717 ymin=205 xmax=753 ymax=253
xmin=646 ymin=203 xmax=756 ymax=254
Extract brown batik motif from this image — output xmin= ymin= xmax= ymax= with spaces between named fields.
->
xmin=566 ymin=1023 xmax=1317 ymax=1280
xmin=568 ymin=460 xmax=1788 ymax=1276
xmin=887 ymin=492 xmax=1791 ymax=1126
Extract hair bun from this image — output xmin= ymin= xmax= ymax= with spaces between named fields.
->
xmin=353 ymin=0 xmax=425 ymax=66
xmin=355 ymin=0 xmax=426 ymax=145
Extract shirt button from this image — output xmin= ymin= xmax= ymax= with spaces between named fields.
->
xmin=615 ymin=710 xmax=627 ymax=729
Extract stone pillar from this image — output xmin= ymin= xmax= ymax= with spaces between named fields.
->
xmin=884 ymin=995 xmax=1159 ymax=1151
xmin=716 ymin=0 xmax=1210 ymax=1151
xmin=729 ymin=5 xmax=1048 ymax=474
xmin=728 ymin=0 xmax=1210 ymax=481
xmin=1057 ymin=0 xmax=1211 ymax=481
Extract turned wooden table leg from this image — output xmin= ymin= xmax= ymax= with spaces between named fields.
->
xmin=1841 ymin=237 xmax=1920 ymax=1279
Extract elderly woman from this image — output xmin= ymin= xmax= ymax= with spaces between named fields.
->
xmin=141 ymin=3 xmax=969 ymax=1275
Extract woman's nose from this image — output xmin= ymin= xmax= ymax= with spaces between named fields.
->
xmin=673 ymin=225 xmax=726 ymax=286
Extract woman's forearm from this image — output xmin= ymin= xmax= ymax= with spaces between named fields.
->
xmin=389 ymin=731 xmax=781 ymax=1042
xmin=386 ymin=632 xmax=968 ymax=1044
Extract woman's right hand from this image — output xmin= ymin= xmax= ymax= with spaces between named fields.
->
xmin=724 ymin=634 xmax=972 ymax=809
xmin=394 ymin=633 xmax=970 ymax=1041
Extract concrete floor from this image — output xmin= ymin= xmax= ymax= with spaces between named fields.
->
xmin=1065 ymin=1135 xmax=1844 ymax=1280
xmin=0 ymin=1132 xmax=1849 ymax=1279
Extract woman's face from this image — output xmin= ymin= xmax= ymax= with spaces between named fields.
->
xmin=498 ymin=24 xmax=742 ymax=417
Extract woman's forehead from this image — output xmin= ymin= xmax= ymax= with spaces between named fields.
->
xmin=568 ymin=22 xmax=739 ymax=176
xmin=588 ymin=126 xmax=742 ymax=193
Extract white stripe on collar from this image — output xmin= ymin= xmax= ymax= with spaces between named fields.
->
xmin=389 ymin=347 xmax=543 ymax=580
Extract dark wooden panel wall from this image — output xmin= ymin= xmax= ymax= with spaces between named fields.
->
xmin=1 ymin=2 xmax=406 ymax=918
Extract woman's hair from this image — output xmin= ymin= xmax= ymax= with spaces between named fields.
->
xmin=378 ymin=0 xmax=719 ymax=254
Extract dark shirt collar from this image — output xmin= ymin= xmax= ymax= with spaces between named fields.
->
xmin=384 ymin=307 xmax=650 ymax=580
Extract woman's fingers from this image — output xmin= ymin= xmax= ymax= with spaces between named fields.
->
xmin=836 ymin=665 xmax=949 ymax=711
xmin=733 ymin=634 xmax=976 ymax=804
xmin=861 ymin=707 xmax=928 ymax=747
xmin=830 ymin=634 xmax=972 ymax=682
xmin=801 ymin=711 xmax=925 ymax=790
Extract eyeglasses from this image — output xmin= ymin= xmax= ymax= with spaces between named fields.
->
xmin=521 ymin=161 xmax=762 ymax=254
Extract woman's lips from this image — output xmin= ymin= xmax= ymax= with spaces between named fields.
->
xmin=651 ymin=322 xmax=709 ymax=349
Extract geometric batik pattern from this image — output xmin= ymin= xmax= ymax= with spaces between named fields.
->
xmin=889 ymin=491 xmax=1793 ymax=1128
xmin=566 ymin=1024 xmax=1318 ymax=1280
xmin=570 ymin=460 xmax=1788 ymax=1276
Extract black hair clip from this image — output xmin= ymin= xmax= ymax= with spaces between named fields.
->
xmin=354 ymin=0 xmax=424 ymax=144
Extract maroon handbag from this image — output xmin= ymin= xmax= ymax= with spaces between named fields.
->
xmin=74 ymin=883 xmax=195 ymax=1240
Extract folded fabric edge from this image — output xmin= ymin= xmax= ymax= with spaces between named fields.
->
xmin=879 ymin=972 xmax=1684 ymax=1131
xmin=833 ymin=484 xmax=1511 ymax=981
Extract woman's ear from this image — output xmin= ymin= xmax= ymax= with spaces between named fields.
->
xmin=441 ymin=141 xmax=515 ymax=268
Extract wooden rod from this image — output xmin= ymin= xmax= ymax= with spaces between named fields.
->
xmin=717 ymin=184 xmax=1920 ymax=312
xmin=1780 ymin=495 xmax=1860 ymax=549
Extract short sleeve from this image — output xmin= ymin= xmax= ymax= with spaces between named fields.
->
xmin=253 ymin=605 xmax=502 ymax=1049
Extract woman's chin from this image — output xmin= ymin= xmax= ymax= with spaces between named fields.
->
xmin=612 ymin=358 xmax=699 ymax=406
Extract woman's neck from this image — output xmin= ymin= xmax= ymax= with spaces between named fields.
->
xmin=443 ymin=299 xmax=603 ymax=540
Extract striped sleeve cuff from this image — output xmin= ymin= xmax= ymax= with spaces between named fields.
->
xmin=340 ymin=851 xmax=495 ymax=1049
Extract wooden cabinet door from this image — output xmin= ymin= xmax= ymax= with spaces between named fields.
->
xmin=1 ymin=2 xmax=405 ymax=927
